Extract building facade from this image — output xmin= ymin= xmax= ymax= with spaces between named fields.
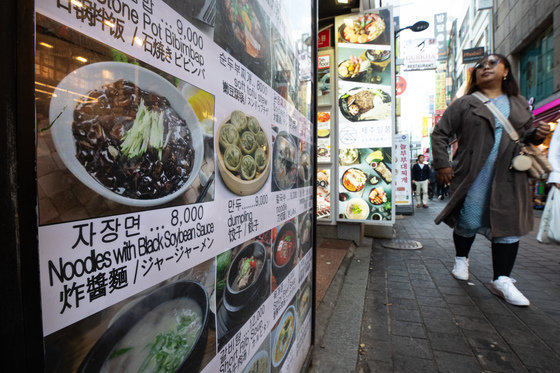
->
xmin=494 ymin=0 xmax=560 ymax=118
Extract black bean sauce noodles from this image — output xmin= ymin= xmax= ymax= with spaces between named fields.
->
xmin=72 ymin=79 xmax=195 ymax=199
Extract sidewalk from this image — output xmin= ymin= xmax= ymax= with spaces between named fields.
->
xmin=311 ymin=198 xmax=560 ymax=372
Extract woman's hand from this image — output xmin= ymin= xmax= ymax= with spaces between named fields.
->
xmin=535 ymin=121 xmax=551 ymax=140
xmin=437 ymin=167 xmax=454 ymax=185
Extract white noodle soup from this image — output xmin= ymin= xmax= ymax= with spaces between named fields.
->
xmin=101 ymin=298 xmax=202 ymax=373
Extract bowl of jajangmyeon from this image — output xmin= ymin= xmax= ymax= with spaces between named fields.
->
xmin=216 ymin=110 xmax=271 ymax=195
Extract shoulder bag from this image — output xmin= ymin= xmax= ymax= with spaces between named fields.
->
xmin=471 ymin=91 xmax=553 ymax=179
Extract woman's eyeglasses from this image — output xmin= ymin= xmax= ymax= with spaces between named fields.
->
xmin=474 ymin=57 xmax=501 ymax=70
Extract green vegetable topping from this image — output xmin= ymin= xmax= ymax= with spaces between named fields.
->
xmin=120 ymin=98 xmax=165 ymax=159
xmin=138 ymin=312 xmax=199 ymax=373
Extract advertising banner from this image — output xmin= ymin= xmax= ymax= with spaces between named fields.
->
xmin=35 ymin=0 xmax=315 ymax=372
xmin=335 ymin=8 xmax=395 ymax=223
xmin=393 ymin=134 xmax=412 ymax=207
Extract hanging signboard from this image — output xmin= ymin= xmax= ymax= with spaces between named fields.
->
xmin=402 ymin=38 xmax=438 ymax=71
xmin=318 ymin=53 xmax=332 ymax=106
xmin=335 ymin=8 xmax=395 ymax=224
xmin=434 ymin=12 xmax=448 ymax=61
xmin=463 ymin=47 xmax=485 ymax=64
xmin=318 ymin=27 xmax=332 ymax=49
xmin=34 ymin=0 xmax=315 ymax=372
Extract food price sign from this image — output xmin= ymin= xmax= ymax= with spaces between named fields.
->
xmin=34 ymin=0 xmax=316 ymax=372
xmin=335 ymin=7 xmax=395 ymax=224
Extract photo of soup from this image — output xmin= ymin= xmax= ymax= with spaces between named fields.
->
xmin=275 ymin=227 xmax=295 ymax=266
xmin=101 ymin=298 xmax=202 ymax=372
xmin=271 ymin=305 xmax=296 ymax=368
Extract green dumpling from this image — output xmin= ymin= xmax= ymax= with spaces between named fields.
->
xmin=230 ymin=110 xmax=247 ymax=132
xmin=240 ymin=155 xmax=257 ymax=180
xmin=219 ymin=123 xmax=239 ymax=150
xmin=247 ymin=116 xmax=261 ymax=134
xmin=224 ymin=145 xmax=243 ymax=173
xmin=240 ymin=131 xmax=257 ymax=155
xmin=255 ymin=131 xmax=267 ymax=149
xmin=254 ymin=147 xmax=267 ymax=172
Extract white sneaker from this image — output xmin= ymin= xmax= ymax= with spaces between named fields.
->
xmin=490 ymin=276 xmax=530 ymax=306
xmin=452 ymin=257 xmax=469 ymax=280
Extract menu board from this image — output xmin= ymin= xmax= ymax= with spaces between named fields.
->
xmin=317 ymin=53 xmax=331 ymax=106
xmin=335 ymin=8 xmax=395 ymax=223
xmin=34 ymin=0 xmax=314 ymax=372
xmin=317 ymin=169 xmax=331 ymax=220
xmin=317 ymin=111 xmax=332 ymax=163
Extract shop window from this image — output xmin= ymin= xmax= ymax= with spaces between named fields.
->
xmin=520 ymin=26 xmax=554 ymax=103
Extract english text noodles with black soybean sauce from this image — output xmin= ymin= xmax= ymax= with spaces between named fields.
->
xmin=72 ymin=79 xmax=195 ymax=199
xmin=101 ymin=298 xmax=202 ymax=372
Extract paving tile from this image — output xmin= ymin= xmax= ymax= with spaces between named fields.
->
xmin=443 ymin=294 xmax=475 ymax=306
xmin=411 ymin=280 xmax=437 ymax=289
xmin=388 ymin=297 xmax=419 ymax=310
xmin=433 ymin=350 xmax=481 ymax=373
xmin=413 ymin=286 xmax=441 ymax=297
xmin=390 ymin=307 xmax=423 ymax=323
xmin=427 ymin=331 xmax=473 ymax=356
xmin=419 ymin=305 xmax=454 ymax=320
xmin=473 ymin=348 xmax=527 ymax=373
xmin=462 ymin=329 xmax=510 ymax=353
xmin=390 ymin=320 xmax=426 ymax=339
xmin=392 ymin=355 xmax=436 ymax=373
xmin=416 ymin=295 xmax=447 ymax=307
xmin=362 ymin=339 xmax=392 ymax=363
xmin=391 ymin=335 xmax=432 ymax=359
xmin=388 ymin=287 xmax=416 ymax=300
xmin=388 ymin=281 xmax=413 ymax=291
xmin=423 ymin=317 xmax=460 ymax=334
xmin=454 ymin=315 xmax=494 ymax=333
xmin=509 ymin=343 xmax=560 ymax=371
xmin=438 ymin=285 xmax=467 ymax=296
xmin=447 ymin=303 xmax=484 ymax=318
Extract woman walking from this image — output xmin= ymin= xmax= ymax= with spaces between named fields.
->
xmin=431 ymin=54 xmax=550 ymax=306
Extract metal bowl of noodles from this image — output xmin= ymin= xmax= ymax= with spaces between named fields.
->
xmin=78 ymin=281 xmax=209 ymax=373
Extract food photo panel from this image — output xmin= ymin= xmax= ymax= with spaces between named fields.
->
xmin=270 ymin=297 xmax=297 ymax=373
xmin=44 ymin=259 xmax=217 ymax=372
xmin=213 ymin=0 xmax=272 ymax=85
xmin=36 ymin=18 xmax=215 ymax=225
xmin=297 ymin=210 xmax=313 ymax=260
xmin=338 ymin=83 xmax=392 ymax=122
xmin=271 ymin=219 xmax=298 ymax=291
xmin=336 ymin=9 xmax=391 ymax=46
xmin=338 ymin=147 xmax=393 ymax=221
xmin=297 ymin=140 xmax=312 ymax=188
xmin=337 ymin=46 xmax=392 ymax=85
xmin=317 ymin=169 xmax=331 ymax=220
xmin=241 ymin=334 xmax=272 ymax=373
xmin=271 ymin=130 xmax=298 ymax=192
xmin=215 ymin=231 xmax=272 ymax=349
xmin=215 ymin=108 xmax=272 ymax=197
xmin=317 ymin=111 xmax=331 ymax=163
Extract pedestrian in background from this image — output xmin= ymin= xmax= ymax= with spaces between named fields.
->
xmin=431 ymin=54 xmax=550 ymax=306
xmin=428 ymin=164 xmax=437 ymax=200
xmin=412 ymin=154 xmax=430 ymax=208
